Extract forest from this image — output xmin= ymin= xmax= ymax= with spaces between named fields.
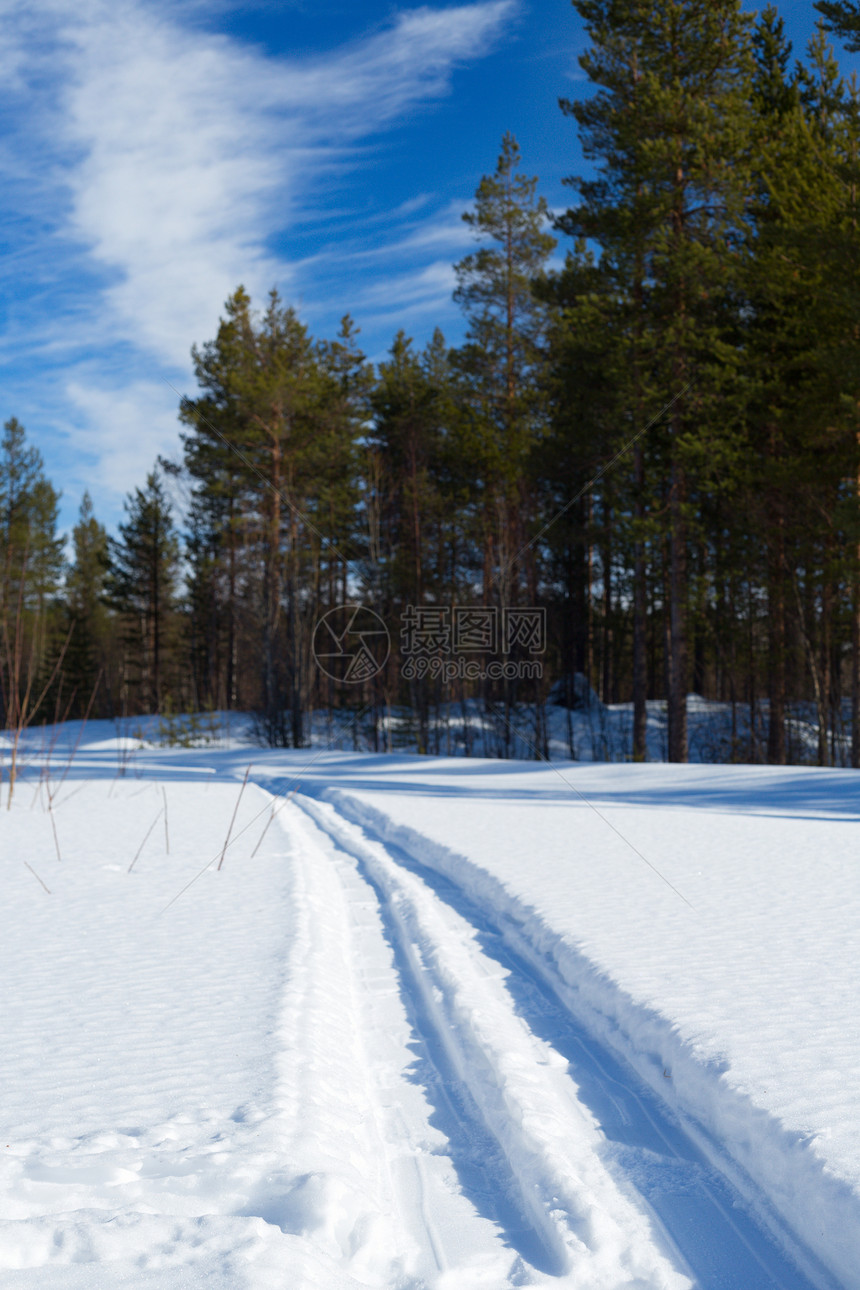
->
xmin=4 ymin=0 xmax=860 ymax=766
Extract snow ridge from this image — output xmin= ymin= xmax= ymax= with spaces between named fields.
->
xmin=263 ymin=805 xmax=405 ymax=1286
xmin=297 ymin=794 xmax=693 ymax=1290
xmin=315 ymin=785 xmax=855 ymax=1290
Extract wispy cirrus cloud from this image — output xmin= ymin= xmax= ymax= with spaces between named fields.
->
xmin=61 ymin=0 xmax=516 ymax=365
xmin=0 ymin=0 xmax=518 ymax=519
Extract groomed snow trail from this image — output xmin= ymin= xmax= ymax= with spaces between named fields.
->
xmin=287 ymin=798 xmax=690 ymax=1289
xmin=278 ymin=803 xmax=536 ymax=1287
xmin=291 ymin=792 xmax=841 ymax=1290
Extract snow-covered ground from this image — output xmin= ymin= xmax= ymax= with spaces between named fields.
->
xmin=1 ymin=722 xmax=858 ymax=1287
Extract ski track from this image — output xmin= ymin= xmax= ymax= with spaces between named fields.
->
xmin=281 ymin=795 xmax=550 ymax=1287
xmin=289 ymin=789 xmax=844 ymax=1290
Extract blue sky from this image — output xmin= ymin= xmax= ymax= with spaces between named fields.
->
xmin=0 ymin=0 xmax=849 ymax=534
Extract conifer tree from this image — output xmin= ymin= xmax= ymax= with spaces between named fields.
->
xmin=452 ymin=133 xmax=555 ymax=607
xmin=367 ymin=331 xmax=461 ymax=751
xmin=106 ymin=470 xmax=180 ymax=713
xmin=64 ymin=492 xmax=110 ymax=716
xmin=740 ymin=4 xmax=806 ymax=764
xmin=181 ymin=290 xmax=366 ymax=744
xmin=537 ymin=243 xmax=630 ymax=722
xmin=369 ymin=331 xmax=448 ymax=606
xmin=815 ymin=1 xmax=860 ymax=52
xmin=0 ymin=418 xmax=64 ymax=727
xmin=0 ymin=417 xmax=63 ymax=615
xmin=560 ymin=0 xmax=755 ymax=761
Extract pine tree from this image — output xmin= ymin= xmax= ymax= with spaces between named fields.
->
xmin=0 ymin=417 xmax=64 ymax=729
xmin=537 ymin=241 xmax=632 ymax=731
xmin=0 ymin=417 xmax=63 ymax=615
xmin=740 ymin=4 xmax=805 ymax=764
xmin=792 ymin=29 xmax=860 ymax=765
xmin=815 ymin=1 xmax=860 ymax=52
xmin=181 ymin=290 xmax=366 ymax=744
xmin=452 ymin=133 xmax=556 ymax=607
xmin=367 ymin=331 xmax=461 ymax=751
xmin=64 ymin=492 xmax=110 ymax=716
xmin=106 ymin=470 xmax=180 ymax=713
xmin=560 ymin=0 xmax=755 ymax=761
xmin=369 ymin=331 xmax=448 ymax=605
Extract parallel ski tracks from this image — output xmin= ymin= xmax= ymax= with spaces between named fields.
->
xmin=287 ymin=792 xmax=841 ymax=1290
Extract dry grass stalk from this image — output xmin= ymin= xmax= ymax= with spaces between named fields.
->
xmin=217 ymin=764 xmax=252 ymax=871
xmin=128 ymin=807 xmax=164 ymax=873
xmin=23 ymin=861 xmax=51 ymax=894
xmin=250 ymin=784 xmax=300 ymax=858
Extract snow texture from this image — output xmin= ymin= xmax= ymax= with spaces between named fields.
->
xmin=1 ymin=725 xmax=858 ymax=1287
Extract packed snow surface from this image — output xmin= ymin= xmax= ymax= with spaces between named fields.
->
xmin=1 ymin=724 xmax=858 ymax=1287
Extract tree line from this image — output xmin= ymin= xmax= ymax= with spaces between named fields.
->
xmin=5 ymin=0 xmax=860 ymax=765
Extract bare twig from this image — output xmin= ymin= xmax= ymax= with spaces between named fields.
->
xmin=42 ymin=681 xmax=78 ymax=800
xmin=250 ymin=784 xmax=300 ymax=858
xmin=128 ymin=808 xmax=164 ymax=873
xmin=250 ymin=806 xmax=276 ymax=860
xmin=23 ymin=860 xmax=51 ymax=894
xmin=49 ymin=808 xmax=61 ymax=861
xmin=29 ymin=768 xmax=45 ymax=810
xmin=162 ymin=785 xmax=170 ymax=854
xmin=51 ymin=781 xmax=87 ymax=809
xmin=159 ymin=711 xmax=367 ymax=915
xmin=2 ymin=590 xmax=74 ymax=808
xmin=217 ymin=765 xmax=252 ymax=871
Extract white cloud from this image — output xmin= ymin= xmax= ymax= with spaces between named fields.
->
xmin=0 ymin=0 xmax=518 ymax=521
xmin=65 ymin=378 xmax=184 ymax=502
xmin=278 ymin=3 xmax=517 ymax=122
xmin=352 ymin=199 xmax=478 ymax=260
xmin=46 ymin=0 xmax=516 ymax=366
xmin=347 ymin=261 xmax=460 ymax=349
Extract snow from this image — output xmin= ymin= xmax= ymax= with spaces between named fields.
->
xmin=1 ymin=724 xmax=858 ymax=1287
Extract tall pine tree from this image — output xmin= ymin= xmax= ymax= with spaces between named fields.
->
xmin=452 ymin=133 xmax=556 ymax=609
xmin=106 ymin=470 xmax=180 ymax=713
xmin=560 ymin=0 xmax=755 ymax=761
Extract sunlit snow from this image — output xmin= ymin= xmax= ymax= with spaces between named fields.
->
xmin=0 ymin=721 xmax=856 ymax=1288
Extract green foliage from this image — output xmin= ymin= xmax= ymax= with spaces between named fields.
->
xmin=0 ymin=418 xmax=65 ymax=735
xmin=105 ymin=469 xmax=180 ymax=712
xmin=453 ymin=133 xmax=555 ymax=474
xmin=451 ymin=134 xmax=556 ymax=605
xmin=0 ymin=417 xmax=64 ymax=613
xmin=815 ymin=0 xmax=860 ymax=52
xmin=61 ymin=492 xmax=111 ymax=718
xmin=180 ymin=289 xmax=369 ymax=743
xmin=156 ymin=698 xmax=222 ymax=747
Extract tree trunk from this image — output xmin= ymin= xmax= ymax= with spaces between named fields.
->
xmin=667 ymin=455 xmax=688 ymax=762
xmin=632 ymin=442 xmax=648 ymax=761
xmin=852 ymin=571 xmax=860 ymax=768
xmin=263 ymin=433 xmax=283 ymax=744
xmin=602 ymin=491 xmax=613 ymax=704
xmin=766 ymin=518 xmax=786 ymax=765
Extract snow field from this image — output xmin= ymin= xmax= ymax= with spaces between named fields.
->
xmin=0 ymin=775 xmax=318 ymax=1287
xmin=3 ymin=741 xmax=859 ymax=1288
xmin=5 ymin=765 xmax=689 ymax=1287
